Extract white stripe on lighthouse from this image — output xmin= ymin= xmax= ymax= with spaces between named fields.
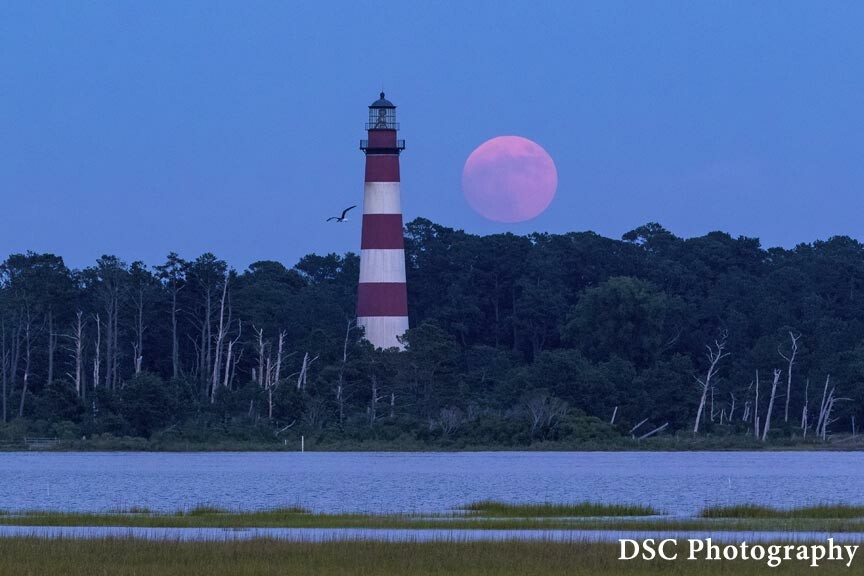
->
xmin=359 ymin=249 xmax=406 ymax=283
xmin=358 ymin=316 xmax=410 ymax=349
xmin=363 ymin=182 xmax=402 ymax=214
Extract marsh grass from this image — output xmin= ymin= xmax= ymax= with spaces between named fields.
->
xmin=0 ymin=539 xmax=856 ymax=576
xmin=458 ymin=500 xmax=659 ymax=517
xmin=701 ymin=504 xmax=864 ymax=519
xmin=4 ymin=503 xmax=864 ymax=532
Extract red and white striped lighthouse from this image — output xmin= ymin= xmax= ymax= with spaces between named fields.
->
xmin=357 ymin=92 xmax=408 ymax=348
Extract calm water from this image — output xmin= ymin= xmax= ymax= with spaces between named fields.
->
xmin=0 ymin=451 xmax=862 ymax=515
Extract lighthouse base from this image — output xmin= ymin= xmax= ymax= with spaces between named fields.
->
xmin=358 ymin=316 xmax=409 ymax=350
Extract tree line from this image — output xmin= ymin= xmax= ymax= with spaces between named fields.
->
xmin=1 ymin=218 xmax=863 ymax=448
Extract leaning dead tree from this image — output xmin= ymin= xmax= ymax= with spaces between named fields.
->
xmin=693 ymin=336 xmax=729 ymax=434
xmin=221 ymin=319 xmax=242 ymax=390
xmin=295 ymin=351 xmax=319 ymax=391
xmin=813 ymin=375 xmax=848 ymax=441
xmin=778 ymin=332 xmax=801 ymax=423
xmin=727 ymin=392 xmax=737 ymax=422
xmin=638 ymin=422 xmax=669 ymax=440
xmin=761 ymin=368 xmax=782 ymax=442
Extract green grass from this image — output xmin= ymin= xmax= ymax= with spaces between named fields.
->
xmin=0 ymin=539 xmax=858 ymax=575
xmin=0 ymin=501 xmax=659 ymax=531
xmin=458 ymin=500 xmax=659 ymax=517
xmin=4 ymin=503 xmax=864 ymax=533
xmin=701 ymin=503 xmax=864 ymax=519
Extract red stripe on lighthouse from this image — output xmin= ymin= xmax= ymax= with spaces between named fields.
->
xmin=360 ymin=214 xmax=404 ymax=249
xmin=357 ymin=283 xmax=409 ymax=316
xmin=364 ymin=156 xmax=400 ymax=182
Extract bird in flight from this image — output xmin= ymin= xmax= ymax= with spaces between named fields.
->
xmin=327 ymin=205 xmax=357 ymax=222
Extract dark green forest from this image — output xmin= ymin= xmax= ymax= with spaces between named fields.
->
xmin=1 ymin=219 xmax=863 ymax=450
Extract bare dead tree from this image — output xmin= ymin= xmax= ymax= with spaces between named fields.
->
xmin=221 ymin=319 xmax=242 ymax=390
xmin=630 ymin=418 xmax=649 ymax=437
xmin=295 ymin=352 xmax=319 ymax=391
xmin=132 ymin=284 xmax=145 ymax=375
xmin=272 ymin=331 xmax=285 ymax=395
xmin=728 ymin=392 xmax=737 ymax=422
xmin=156 ymin=254 xmax=186 ymax=379
xmin=801 ymin=379 xmax=810 ymax=438
xmin=335 ymin=319 xmax=355 ymax=428
xmin=778 ymin=332 xmax=801 ymax=423
xmin=761 ymin=368 xmax=782 ymax=442
xmin=814 ymin=376 xmax=848 ymax=441
xmin=638 ymin=422 xmax=669 ymax=440
xmin=369 ymin=374 xmax=385 ymax=424
xmin=170 ymin=286 xmax=182 ymax=378
xmin=753 ymin=371 xmax=760 ymax=439
xmin=437 ymin=406 xmax=464 ymax=437
xmin=92 ymin=313 xmax=101 ymax=391
xmin=228 ymin=347 xmax=243 ymax=390
xmin=94 ymin=259 xmax=123 ymax=391
xmin=815 ymin=375 xmax=830 ymax=439
xmin=210 ymin=276 xmax=230 ymax=403
xmin=18 ymin=309 xmax=33 ymax=418
xmin=62 ymin=311 xmax=86 ymax=398
xmin=266 ymin=356 xmax=275 ymax=420
xmin=303 ymin=396 xmax=328 ymax=430
xmin=46 ymin=309 xmax=57 ymax=387
xmin=7 ymin=311 xmax=22 ymax=410
xmin=693 ymin=336 xmax=729 ymax=434
xmin=525 ymin=392 xmax=568 ymax=438
xmin=255 ymin=326 xmax=266 ymax=389
xmin=610 ymin=405 xmax=618 ymax=425
xmin=1 ymin=321 xmax=7 ymax=423
xmin=819 ymin=390 xmax=838 ymax=441
xmin=263 ymin=331 xmax=287 ymax=420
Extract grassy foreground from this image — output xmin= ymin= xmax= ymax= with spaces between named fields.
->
xmin=0 ymin=539 xmax=855 ymax=576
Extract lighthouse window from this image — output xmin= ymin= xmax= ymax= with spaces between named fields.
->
xmin=367 ymin=107 xmax=397 ymax=130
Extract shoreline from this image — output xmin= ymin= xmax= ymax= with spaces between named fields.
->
xmin=3 ymin=437 xmax=864 ymax=453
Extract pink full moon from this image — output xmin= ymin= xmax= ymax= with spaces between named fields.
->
xmin=462 ymin=136 xmax=558 ymax=223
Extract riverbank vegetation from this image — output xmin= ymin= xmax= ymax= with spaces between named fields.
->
xmin=458 ymin=500 xmax=658 ymax=517
xmin=3 ymin=503 xmax=864 ymax=532
xmin=701 ymin=504 xmax=864 ymax=519
xmin=0 ymin=539 xmax=858 ymax=576
xmin=2 ymin=220 xmax=864 ymax=450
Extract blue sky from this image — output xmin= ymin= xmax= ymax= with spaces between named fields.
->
xmin=2 ymin=1 xmax=862 ymax=269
